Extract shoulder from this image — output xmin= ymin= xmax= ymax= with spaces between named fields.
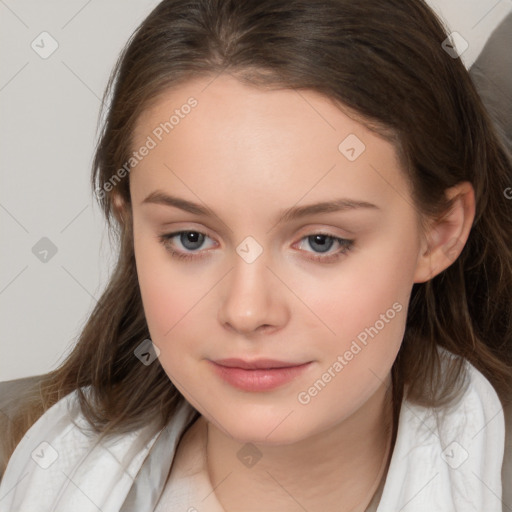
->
xmin=422 ymin=348 xmax=505 ymax=475
xmin=441 ymin=348 xmax=505 ymax=431
xmin=377 ymin=349 xmax=506 ymax=511
xmin=0 ymin=387 xmax=195 ymax=511
xmin=504 ymin=399 xmax=512 ymax=512
xmin=0 ymin=389 xmax=109 ymax=510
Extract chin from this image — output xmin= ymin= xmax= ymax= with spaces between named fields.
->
xmin=209 ymin=407 xmax=313 ymax=446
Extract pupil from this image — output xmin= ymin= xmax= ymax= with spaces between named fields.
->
xmin=181 ymin=231 xmax=203 ymax=250
xmin=311 ymin=234 xmax=332 ymax=253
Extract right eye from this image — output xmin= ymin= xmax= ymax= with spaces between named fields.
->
xmin=157 ymin=230 xmax=216 ymax=261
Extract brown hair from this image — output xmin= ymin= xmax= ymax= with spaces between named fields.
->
xmin=3 ymin=0 xmax=512 ymax=474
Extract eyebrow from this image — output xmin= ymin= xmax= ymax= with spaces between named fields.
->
xmin=142 ymin=190 xmax=379 ymax=224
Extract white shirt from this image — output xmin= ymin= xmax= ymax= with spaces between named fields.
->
xmin=0 ymin=355 xmax=505 ymax=512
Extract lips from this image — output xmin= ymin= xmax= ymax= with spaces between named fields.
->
xmin=208 ymin=359 xmax=313 ymax=391
xmin=212 ymin=358 xmax=308 ymax=370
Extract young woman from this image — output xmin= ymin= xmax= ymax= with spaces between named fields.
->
xmin=1 ymin=1 xmax=511 ymax=511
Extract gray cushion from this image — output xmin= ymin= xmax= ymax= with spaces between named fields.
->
xmin=469 ymin=12 xmax=512 ymax=152
xmin=0 ymin=375 xmax=43 ymax=421
xmin=0 ymin=375 xmax=45 ymax=480
xmin=468 ymin=13 xmax=512 ymax=510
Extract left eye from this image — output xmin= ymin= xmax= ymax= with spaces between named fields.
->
xmin=157 ymin=230 xmax=354 ymax=263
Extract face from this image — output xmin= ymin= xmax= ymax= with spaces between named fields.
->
xmin=128 ymin=73 xmax=425 ymax=445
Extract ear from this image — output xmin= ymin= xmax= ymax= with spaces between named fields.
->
xmin=413 ymin=181 xmax=476 ymax=283
xmin=111 ymin=191 xmax=131 ymax=225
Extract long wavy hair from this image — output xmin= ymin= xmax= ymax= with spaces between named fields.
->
xmin=2 ymin=0 xmax=512 ymax=474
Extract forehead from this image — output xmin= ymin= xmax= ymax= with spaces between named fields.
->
xmin=129 ymin=74 xmax=411 ymax=216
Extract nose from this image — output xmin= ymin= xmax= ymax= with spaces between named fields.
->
xmin=217 ymin=252 xmax=289 ymax=336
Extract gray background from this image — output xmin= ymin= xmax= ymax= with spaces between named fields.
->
xmin=1 ymin=0 xmax=511 ymax=381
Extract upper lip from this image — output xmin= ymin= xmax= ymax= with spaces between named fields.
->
xmin=212 ymin=358 xmax=310 ymax=370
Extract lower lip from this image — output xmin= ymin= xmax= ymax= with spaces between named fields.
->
xmin=208 ymin=361 xmax=312 ymax=391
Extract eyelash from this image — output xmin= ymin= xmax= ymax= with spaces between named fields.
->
xmin=157 ymin=230 xmax=354 ymax=264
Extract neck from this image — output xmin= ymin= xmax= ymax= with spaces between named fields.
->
xmin=205 ymin=376 xmax=395 ymax=512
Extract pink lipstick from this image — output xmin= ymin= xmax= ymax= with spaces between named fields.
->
xmin=208 ymin=358 xmax=312 ymax=391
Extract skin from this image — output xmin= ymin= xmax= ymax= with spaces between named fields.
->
xmin=119 ymin=73 xmax=475 ymax=511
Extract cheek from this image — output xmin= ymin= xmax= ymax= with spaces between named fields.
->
xmin=133 ymin=226 xmax=197 ymax=340
xmin=290 ymin=257 xmax=412 ymax=423
xmin=133 ymin=225 xmax=224 ymax=388
xmin=291 ymin=230 xmax=417 ymax=344
xmin=291 ymin=227 xmax=418 ymax=392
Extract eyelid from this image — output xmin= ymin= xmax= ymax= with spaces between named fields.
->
xmin=293 ymin=224 xmax=354 ymax=240
xmin=158 ymin=222 xmax=354 ymax=243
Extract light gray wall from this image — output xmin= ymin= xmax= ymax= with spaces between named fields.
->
xmin=1 ymin=0 xmax=510 ymax=381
